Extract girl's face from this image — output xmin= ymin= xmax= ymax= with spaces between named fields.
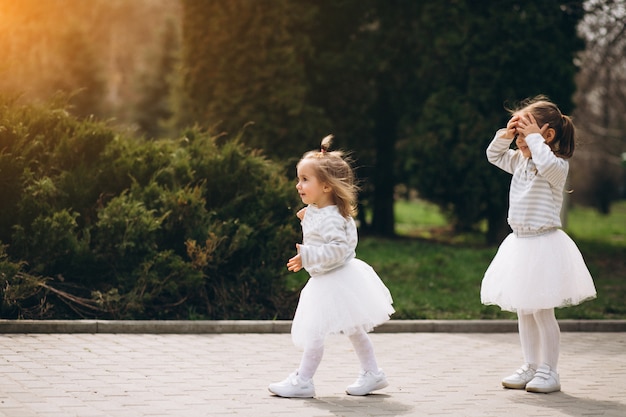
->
xmin=296 ymin=159 xmax=333 ymax=208
xmin=515 ymin=134 xmax=531 ymax=158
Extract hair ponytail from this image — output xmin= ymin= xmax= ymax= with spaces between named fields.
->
xmin=555 ymin=114 xmax=575 ymax=159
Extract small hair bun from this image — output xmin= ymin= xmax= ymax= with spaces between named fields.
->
xmin=320 ymin=134 xmax=334 ymax=152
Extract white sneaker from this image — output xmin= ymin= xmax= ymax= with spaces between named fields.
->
xmin=346 ymin=369 xmax=388 ymax=396
xmin=268 ymin=371 xmax=315 ymax=398
xmin=502 ymin=363 xmax=537 ymax=389
xmin=526 ymin=364 xmax=561 ymax=393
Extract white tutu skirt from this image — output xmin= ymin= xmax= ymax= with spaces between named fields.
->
xmin=481 ymin=229 xmax=596 ymax=312
xmin=291 ymin=258 xmax=394 ymax=348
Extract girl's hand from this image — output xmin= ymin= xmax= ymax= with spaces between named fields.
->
xmin=504 ymin=115 xmax=521 ymax=139
xmin=517 ymin=113 xmax=549 ymax=137
xmin=296 ymin=207 xmax=306 ymax=221
xmin=287 ymin=244 xmax=303 ymax=272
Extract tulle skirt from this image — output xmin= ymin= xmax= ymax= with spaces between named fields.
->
xmin=481 ymin=229 xmax=596 ymax=312
xmin=291 ymin=258 xmax=394 ymax=348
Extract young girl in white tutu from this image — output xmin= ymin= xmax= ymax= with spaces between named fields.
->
xmin=268 ymin=135 xmax=394 ymax=398
xmin=481 ymin=96 xmax=596 ymax=393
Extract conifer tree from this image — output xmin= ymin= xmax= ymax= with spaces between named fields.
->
xmin=180 ymin=0 xmax=327 ymax=160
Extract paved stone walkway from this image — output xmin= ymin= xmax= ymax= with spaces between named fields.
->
xmin=0 ymin=331 xmax=624 ymax=417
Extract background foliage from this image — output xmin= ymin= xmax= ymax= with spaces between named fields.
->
xmin=179 ymin=0 xmax=588 ymax=242
xmin=0 ymin=0 xmax=624 ymax=319
xmin=2 ymin=0 xmax=622 ymax=238
xmin=0 ymin=98 xmax=301 ymax=319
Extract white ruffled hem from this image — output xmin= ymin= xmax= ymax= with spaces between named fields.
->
xmin=291 ymin=258 xmax=394 ymax=348
xmin=481 ymin=229 xmax=596 ymax=312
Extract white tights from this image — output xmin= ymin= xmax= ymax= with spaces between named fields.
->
xmin=517 ymin=308 xmax=560 ymax=370
xmin=297 ymin=328 xmax=379 ymax=380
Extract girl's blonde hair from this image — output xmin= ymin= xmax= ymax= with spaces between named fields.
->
xmin=297 ymin=135 xmax=358 ymax=218
xmin=510 ymin=95 xmax=576 ymax=159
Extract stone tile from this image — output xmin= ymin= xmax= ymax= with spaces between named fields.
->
xmin=0 ymin=332 xmax=624 ymax=416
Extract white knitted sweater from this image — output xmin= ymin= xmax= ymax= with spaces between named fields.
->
xmin=299 ymin=204 xmax=357 ymax=276
xmin=487 ymin=129 xmax=568 ymax=237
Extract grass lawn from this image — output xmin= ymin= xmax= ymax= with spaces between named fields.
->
xmin=289 ymin=200 xmax=626 ymax=320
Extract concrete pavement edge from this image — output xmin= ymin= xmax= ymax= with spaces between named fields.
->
xmin=0 ymin=319 xmax=625 ymax=334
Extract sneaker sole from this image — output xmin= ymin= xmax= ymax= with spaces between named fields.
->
xmin=346 ymin=380 xmax=389 ymax=396
xmin=526 ymin=385 xmax=561 ymax=394
xmin=502 ymin=381 xmax=527 ymax=390
xmin=268 ymin=387 xmax=315 ymax=398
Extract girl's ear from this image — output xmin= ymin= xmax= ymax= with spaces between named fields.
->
xmin=544 ymin=127 xmax=557 ymax=144
xmin=323 ymin=183 xmax=333 ymax=193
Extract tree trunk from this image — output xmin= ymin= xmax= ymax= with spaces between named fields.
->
xmin=486 ymin=210 xmax=509 ymax=246
xmin=370 ymin=84 xmax=396 ymax=237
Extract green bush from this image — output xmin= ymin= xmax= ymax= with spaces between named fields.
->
xmin=0 ymin=98 xmax=301 ymax=319
xmin=0 ymin=244 xmax=51 ymax=319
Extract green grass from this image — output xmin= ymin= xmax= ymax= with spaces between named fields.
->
xmin=289 ymin=200 xmax=626 ymax=320
xmin=394 ymin=199 xmax=448 ymax=237
xmin=357 ymin=237 xmax=508 ymax=319
xmin=559 ymin=202 xmax=626 ymax=319
xmin=566 ymin=203 xmax=626 ymax=246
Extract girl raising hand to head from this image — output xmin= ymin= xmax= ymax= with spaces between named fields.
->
xmin=481 ymin=96 xmax=596 ymax=394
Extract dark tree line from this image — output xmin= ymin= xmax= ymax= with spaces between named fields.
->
xmin=180 ymin=0 xmax=585 ymax=242
xmin=0 ymin=0 xmax=596 ymax=242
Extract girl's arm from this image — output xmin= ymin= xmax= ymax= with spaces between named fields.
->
xmin=525 ymin=134 xmax=568 ymax=188
xmin=517 ymin=113 xmax=568 ymax=188
xmin=298 ymin=216 xmax=353 ymax=275
xmin=486 ymin=129 xmax=523 ymax=174
xmin=285 ymin=208 xmax=308 ymax=272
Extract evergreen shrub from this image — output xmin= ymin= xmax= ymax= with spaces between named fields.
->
xmin=0 ymin=98 xmax=301 ymax=319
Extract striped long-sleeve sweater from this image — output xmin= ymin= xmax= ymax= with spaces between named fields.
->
xmin=299 ymin=204 xmax=357 ymax=276
xmin=487 ymin=129 xmax=569 ymax=237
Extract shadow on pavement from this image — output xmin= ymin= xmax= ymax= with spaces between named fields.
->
xmin=302 ymin=394 xmax=415 ymax=417
xmin=514 ymin=391 xmax=625 ymax=417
